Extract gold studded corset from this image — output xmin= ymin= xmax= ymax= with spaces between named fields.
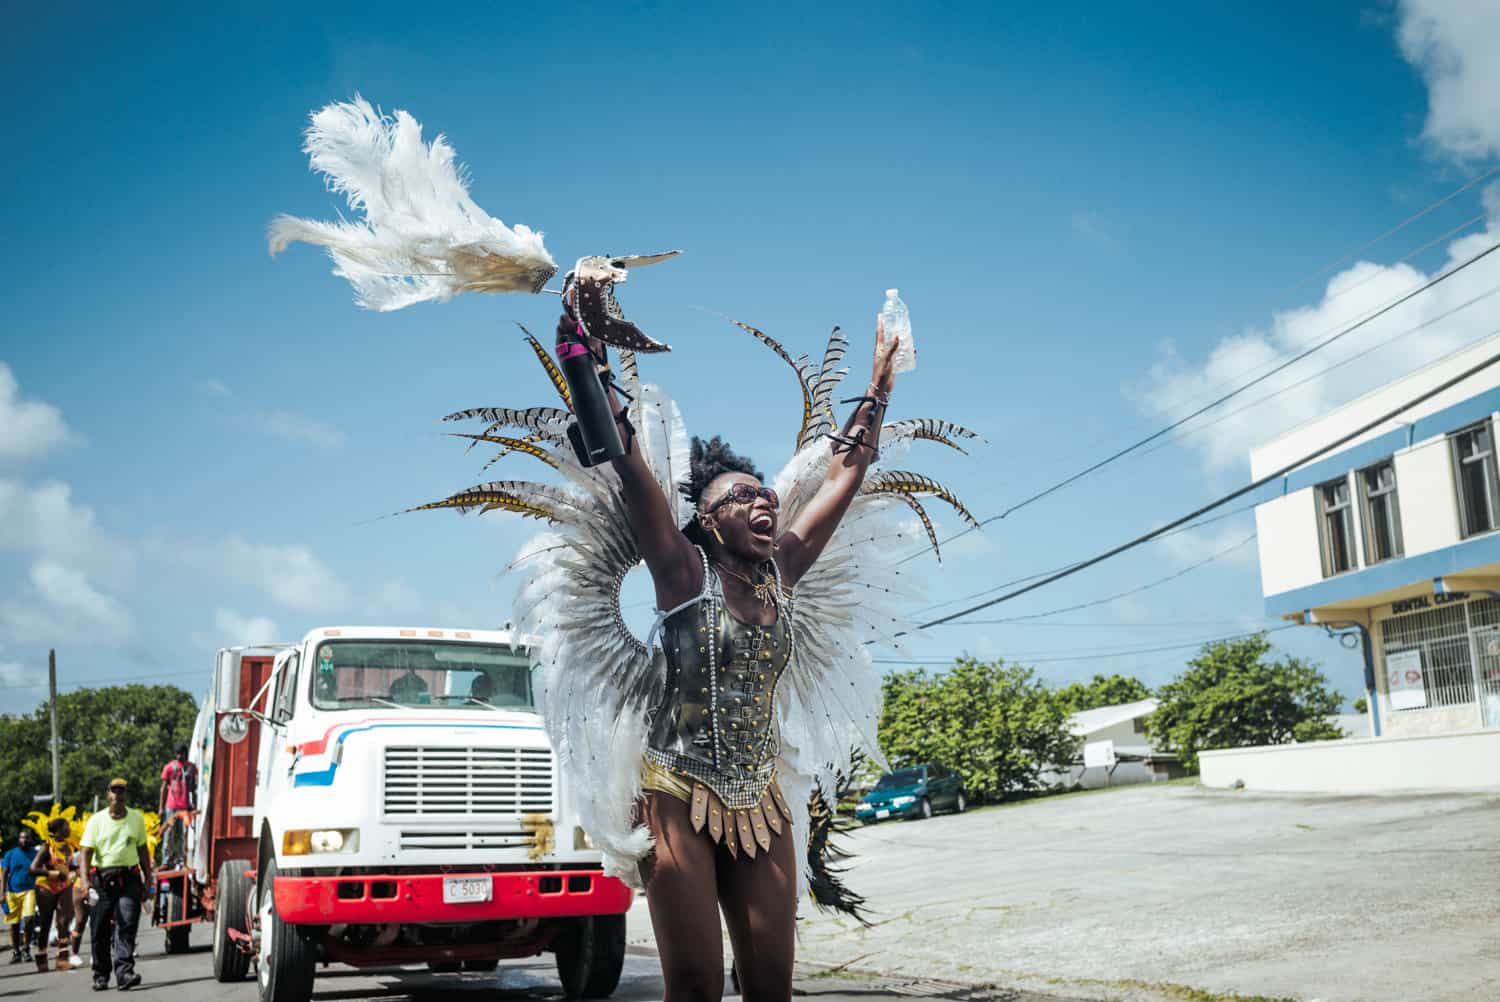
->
xmin=644 ymin=586 xmax=792 ymax=811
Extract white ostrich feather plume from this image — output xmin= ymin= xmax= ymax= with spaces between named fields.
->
xmin=268 ymin=95 xmax=557 ymax=310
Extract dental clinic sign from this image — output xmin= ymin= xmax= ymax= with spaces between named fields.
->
xmin=1386 ymin=649 xmax=1427 ymax=710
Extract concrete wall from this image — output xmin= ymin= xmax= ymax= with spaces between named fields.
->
xmin=1255 ymin=490 xmax=1323 ymax=597
xmin=1199 ymin=729 xmax=1500 ymax=793
xmin=1394 ymin=439 xmax=1461 ymax=556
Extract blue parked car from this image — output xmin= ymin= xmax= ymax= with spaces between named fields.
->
xmin=855 ymin=763 xmax=967 ymax=822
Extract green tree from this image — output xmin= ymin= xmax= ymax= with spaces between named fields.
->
xmin=1353 ymin=696 xmax=1368 ymax=714
xmin=1055 ymin=673 xmax=1153 ymax=713
xmin=0 ymin=685 xmax=199 ymax=833
xmin=878 ymin=658 xmax=1079 ymax=803
xmin=1148 ymin=635 xmax=1344 ymax=771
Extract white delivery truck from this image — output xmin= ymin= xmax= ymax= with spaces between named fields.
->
xmin=193 ymin=626 xmax=631 ymax=1002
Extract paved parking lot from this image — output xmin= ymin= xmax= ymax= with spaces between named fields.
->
xmin=786 ymin=782 xmax=1500 ymax=1002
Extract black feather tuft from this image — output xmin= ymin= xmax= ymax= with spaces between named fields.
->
xmin=806 ymin=749 xmax=872 ymax=925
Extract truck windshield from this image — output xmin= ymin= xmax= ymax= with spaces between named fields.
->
xmin=307 ymin=640 xmax=533 ymax=711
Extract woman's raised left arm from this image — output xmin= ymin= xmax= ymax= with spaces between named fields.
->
xmin=774 ymin=321 xmax=899 ymax=586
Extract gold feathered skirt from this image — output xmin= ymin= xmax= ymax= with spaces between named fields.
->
xmin=640 ymin=757 xmax=795 ymax=859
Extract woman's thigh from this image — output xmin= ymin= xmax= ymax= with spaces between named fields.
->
xmin=715 ymin=822 xmax=797 ymax=1002
xmin=639 ymin=792 xmax=726 ymax=1001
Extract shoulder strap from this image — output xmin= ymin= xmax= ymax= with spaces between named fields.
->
xmin=644 ymin=547 xmax=714 ymax=658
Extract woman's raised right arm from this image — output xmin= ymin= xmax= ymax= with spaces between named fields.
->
xmin=557 ymin=314 xmax=700 ymax=607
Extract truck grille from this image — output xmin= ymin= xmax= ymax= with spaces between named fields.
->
xmin=398 ymin=829 xmax=536 ymax=851
xmin=383 ymin=746 xmax=555 ymax=817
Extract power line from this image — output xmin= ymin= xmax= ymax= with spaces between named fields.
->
xmin=997 ymin=237 xmax=1500 ymax=519
xmin=0 ymin=669 xmax=204 ymax=693
xmin=872 ymin=623 xmax=1300 ymax=667
xmin=906 ymin=501 xmax=1259 ymax=614
xmin=911 ymin=343 xmax=1500 ymax=632
xmin=935 ymin=534 xmax=1256 ymax=626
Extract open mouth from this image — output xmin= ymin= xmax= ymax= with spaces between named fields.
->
xmin=749 ymin=512 xmax=776 ymax=540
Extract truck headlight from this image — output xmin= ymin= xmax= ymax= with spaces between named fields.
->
xmin=283 ymin=828 xmax=358 ymax=855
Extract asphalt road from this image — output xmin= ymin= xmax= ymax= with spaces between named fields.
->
xmin=789 ymin=781 xmax=1500 ymax=1002
xmin=0 ymin=928 xmax=1071 ymax=1002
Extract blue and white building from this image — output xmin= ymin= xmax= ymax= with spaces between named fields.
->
xmin=1252 ymin=336 xmax=1500 ymax=742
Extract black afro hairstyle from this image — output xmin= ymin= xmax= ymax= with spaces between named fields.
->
xmin=681 ymin=436 xmax=763 ymax=547
xmin=681 ymin=436 xmax=764 ymax=507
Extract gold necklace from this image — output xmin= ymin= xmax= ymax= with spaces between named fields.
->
xmin=715 ymin=562 xmax=776 ymax=607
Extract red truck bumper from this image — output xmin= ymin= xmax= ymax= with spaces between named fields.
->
xmin=273 ymin=869 xmax=631 ymax=924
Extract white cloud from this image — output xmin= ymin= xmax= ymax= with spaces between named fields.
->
xmin=1398 ymin=0 xmax=1500 ymax=160
xmin=215 ymin=609 xmax=281 ymax=645
xmin=195 ymin=378 xmax=233 ymax=398
xmin=258 ymin=410 xmax=345 ymax=448
xmin=0 ymin=478 xmax=134 ymax=585
xmin=192 ymin=536 xmax=349 ymax=612
xmin=0 ymin=561 xmax=132 ymax=648
xmin=1134 ymin=218 xmax=1500 ymax=473
xmin=0 ymin=362 xmax=72 ymax=463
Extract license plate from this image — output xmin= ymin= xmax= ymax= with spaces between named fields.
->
xmin=442 ymin=877 xmax=492 ymax=904
xmin=876 ymin=809 xmax=890 ymax=819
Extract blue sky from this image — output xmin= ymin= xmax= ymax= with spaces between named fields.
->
xmin=4 ymin=1 xmax=1500 ymax=712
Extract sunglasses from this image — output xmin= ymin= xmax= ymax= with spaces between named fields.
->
xmin=705 ymin=482 xmax=779 ymax=514
xmin=108 ymin=785 xmax=127 ymax=793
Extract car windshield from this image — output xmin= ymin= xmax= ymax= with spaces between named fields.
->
xmin=307 ymin=640 xmax=533 ymax=711
xmin=873 ymin=768 xmax=924 ymax=791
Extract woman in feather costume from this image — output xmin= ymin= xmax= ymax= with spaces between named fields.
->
xmin=588 ymin=310 xmax=896 ymax=1002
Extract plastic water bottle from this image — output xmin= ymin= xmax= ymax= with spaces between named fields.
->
xmin=879 ymin=289 xmax=915 ymax=374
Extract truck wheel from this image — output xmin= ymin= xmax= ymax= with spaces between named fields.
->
xmin=213 ymin=859 xmax=252 ymax=982
xmin=161 ymin=886 xmax=192 ymax=954
xmin=256 ymin=859 xmax=316 ymax=1002
xmin=555 ymin=913 xmax=626 ymax=999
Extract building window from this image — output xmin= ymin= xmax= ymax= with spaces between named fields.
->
xmin=1451 ymin=422 xmax=1500 ymax=538
xmin=1359 ymin=460 xmax=1403 ymax=564
xmin=1316 ymin=476 xmax=1356 ymax=577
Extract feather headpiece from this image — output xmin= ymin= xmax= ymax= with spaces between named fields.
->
xmin=268 ymin=96 xmax=557 ymax=309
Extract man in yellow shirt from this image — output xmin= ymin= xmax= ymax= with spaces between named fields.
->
xmin=79 ymin=779 xmax=152 ymax=991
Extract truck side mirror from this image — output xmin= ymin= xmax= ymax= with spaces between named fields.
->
xmin=215 ymin=650 xmax=241 ymax=710
xmin=218 ymin=712 xmax=251 ymax=745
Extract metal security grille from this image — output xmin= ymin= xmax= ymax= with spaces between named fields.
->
xmin=1381 ymin=602 xmax=1474 ymax=710
xmin=383 ymin=746 xmax=554 ymax=817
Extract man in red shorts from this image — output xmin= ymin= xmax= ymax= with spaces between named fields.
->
xmin=156 ymin=746 xmax=197 ymax=868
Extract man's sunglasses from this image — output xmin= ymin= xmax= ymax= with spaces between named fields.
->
xmin=704 ymin=483 xmax=780 ymax=514
xmin=108 ymin=786 xmax=127 ymax=793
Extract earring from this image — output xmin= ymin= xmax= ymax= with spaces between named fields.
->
xmin=712 ymin=526 xmax=725 ymax=545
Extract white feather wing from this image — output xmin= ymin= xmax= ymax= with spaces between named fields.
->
xmin=269 ymin=95 xmax=556 ymax=310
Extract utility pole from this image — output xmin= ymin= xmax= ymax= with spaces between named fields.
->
xmin=48 ymin=649 xmax=60 ymax=804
